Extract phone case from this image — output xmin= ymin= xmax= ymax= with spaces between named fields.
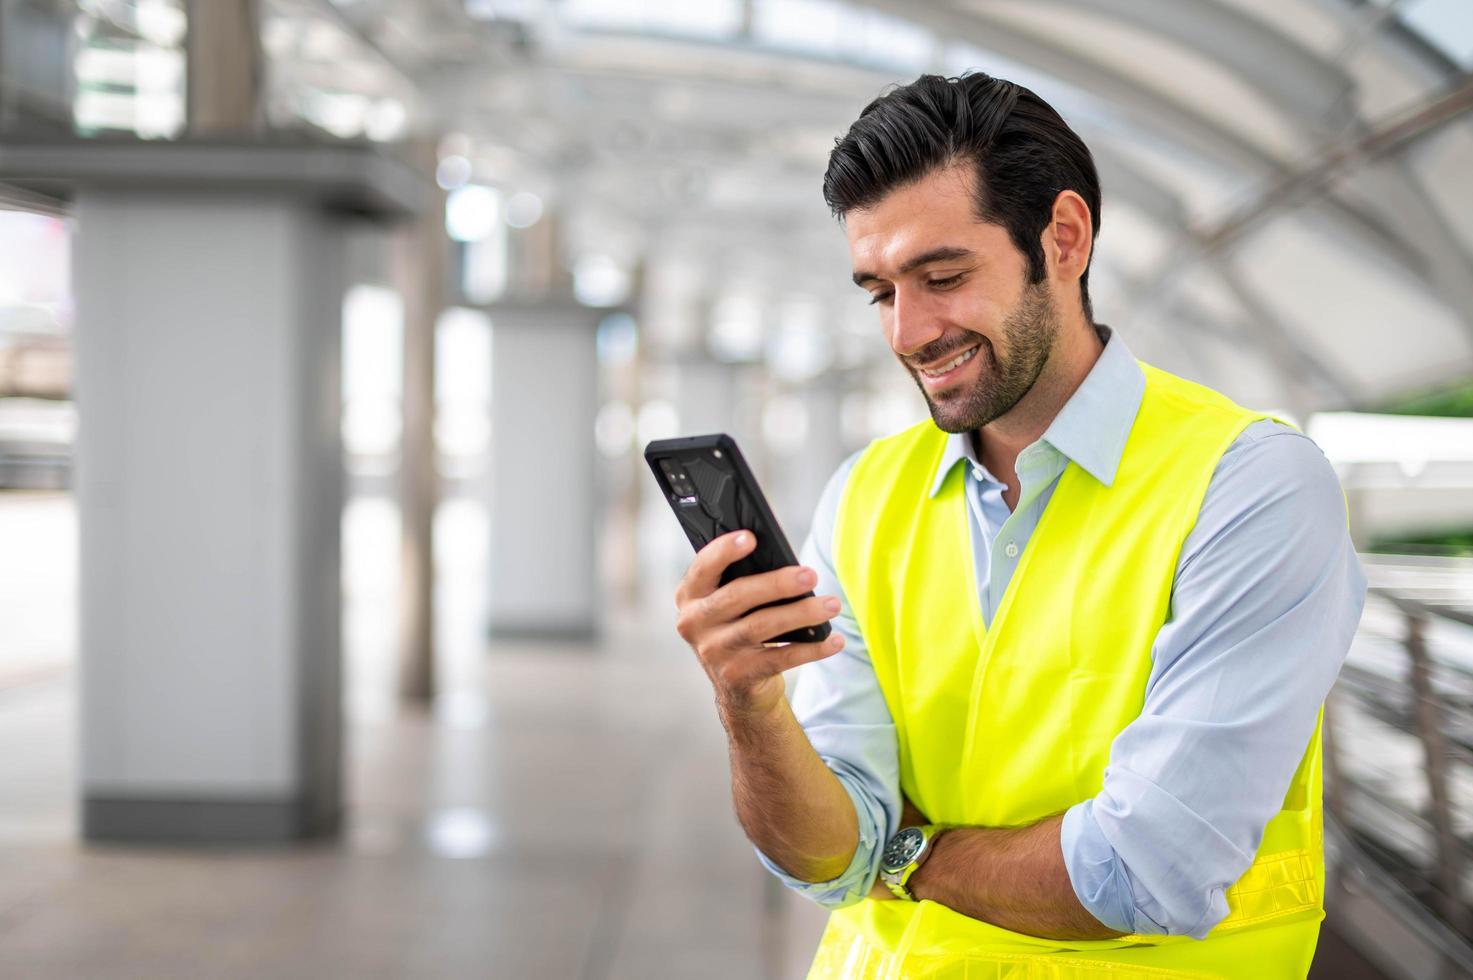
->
xmin=645 ymin=434 xmax=831 ymax=645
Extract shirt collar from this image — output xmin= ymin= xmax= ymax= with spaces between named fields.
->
xmin=927 ymin=325 xmax=1145 ymax=498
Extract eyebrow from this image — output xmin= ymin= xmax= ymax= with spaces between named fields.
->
xmin=852 ymin=246 xmax=975 ymax=287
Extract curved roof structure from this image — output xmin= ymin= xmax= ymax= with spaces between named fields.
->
xmin=256 ymin=0 xmax=1473 ymax=418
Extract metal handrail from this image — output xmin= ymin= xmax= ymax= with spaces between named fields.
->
xmin=1330 ymin=581 xmax=1473 ymax=945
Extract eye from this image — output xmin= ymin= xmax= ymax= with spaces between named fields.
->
xmin=928 ymin=274 xmax=964 ymax=290
xmin=867 ymin=290 xmax=893 ymax=306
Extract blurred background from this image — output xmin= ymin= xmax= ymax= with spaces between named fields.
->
xmin=1 ymin=0 xmax=1472 ymax=977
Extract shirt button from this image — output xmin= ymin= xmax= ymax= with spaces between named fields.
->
xmin=1004 ymin=542 xmax=1019 ymax=559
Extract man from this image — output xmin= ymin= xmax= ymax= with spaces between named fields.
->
xmin=673 ymin=73 xmax=1364 ymax=978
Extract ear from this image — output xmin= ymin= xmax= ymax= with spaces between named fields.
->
xmin=1043 ymin=190 xmax=1093 ymax=285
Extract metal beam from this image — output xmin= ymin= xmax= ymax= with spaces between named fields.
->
xmin=1351 ymin=160 xmax=1473 ymax=342
xmin=1041 ymin=0 xmax=1356 ymax=132
xmin=1134 ymin=77 xmax=1473 ymax=339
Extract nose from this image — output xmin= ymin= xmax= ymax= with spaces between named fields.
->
xmin=888 ymin=287 xmax=944 ymax=359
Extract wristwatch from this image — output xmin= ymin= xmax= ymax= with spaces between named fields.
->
xmin=879 ymin=824 xmax=946 ymax=901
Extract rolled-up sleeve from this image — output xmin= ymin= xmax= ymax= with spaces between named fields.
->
xmin=754 ymin=452 xmax=902 ymax=909
xmin=1061 ymin=421 xmax=1366 ymax=937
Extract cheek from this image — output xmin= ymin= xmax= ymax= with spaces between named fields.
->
xmin=947 ymin=289 xmax=1009 ymax=338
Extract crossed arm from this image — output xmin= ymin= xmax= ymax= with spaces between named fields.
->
xmin=675 ymin=530 xmax=1114 ymax=939
xmin=725 ymin=677 xmax=1117 ymax=940
xmin=876 ymin=802 xmax=1122 ymax=940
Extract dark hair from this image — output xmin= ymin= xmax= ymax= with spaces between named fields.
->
xmin=824 ymin=72 xmax=1101 ymax=320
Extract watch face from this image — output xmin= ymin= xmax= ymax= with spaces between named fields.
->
xmin=881 ymin=827 xmax=926 ymax=872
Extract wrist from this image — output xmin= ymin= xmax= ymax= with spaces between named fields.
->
xmin=719 ymin=685 xmax=790 ymax=743
xmin=904 ymin=826 xmax=956 ymax=903
xmin=879 ymin=823 xmax=949 ymax=901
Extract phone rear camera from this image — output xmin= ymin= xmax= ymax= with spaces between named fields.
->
xmin=659 ymin=459 xmax=698 ymax=498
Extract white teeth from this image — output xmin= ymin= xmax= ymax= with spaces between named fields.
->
xmin=921 ymin=345 xmax=978 ymax=377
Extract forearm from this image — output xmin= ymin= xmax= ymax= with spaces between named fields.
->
xmin=723 ymin=695 xmax=859 ymax=883
xmin=906 ymin=814 xmax=1122 ymax=940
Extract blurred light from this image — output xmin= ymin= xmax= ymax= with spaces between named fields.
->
xmin=364 ymin=98 xmax=407 ymax=142
xmin=76 ymin=48 xmax=135 ymax=86
xmin=708 ymin=292 xmax=763 ymax=363
xmin=762 ymin=395 xmax=809 ymax=455
xmin=1308 ymin=413 xmax=1473 ymax=470
xmin=766 ymin=298 xmax=833 ymax=382
xmin=439 ymin=132 xmax=472 ymax=159
xmin=596 ymin=312 xmax=639 ymax=365
xmin=574 ymin=254 xmax=631 ymax=307
xmin=435 ymin=407 xmax=490 ymax=457
xmin=307 ymin=91 xmax=369 ymax=139
xmin=343 ymin=399 xmax=403 ymax=455
xmin=504 ymin=191 xmax=544 ymax=229
xmin=561 ymin=0 xmax=741 ymax=38
xmin=463 ymin=235 xmax=508 ymax=305
xmin=342 ymin=285 xmax=404 ymax=458
xmin=436 ymin=154 xmax=473 ymax=190
xmin=303 ymin=19 xmax=348 ymax=60
xmin=753 ymin=0 xmax=841 ymax=56
xmin=437 ymin=691 xmax=489 ymax=729
xmin=446 ymin=185 xmax=501 ymax=242
xmin=596 ymin=401 xmax=636 ymax=457
xmin=135 ymin=0 xmax=187 ymax=46
xmin=435 ymin=308 xmax=493 ymax=404
xmin=435 ymin=307 xmax=492 ymax=457
xmin=637 ymin=400 xmax=680 ymax=444
xmin=262 ymin=16 xmax=295 ymax=57
xmin=343 ymin=285 xmax=404 ymax=397
xmin=424 ymin=807 xmax=498 ymax=859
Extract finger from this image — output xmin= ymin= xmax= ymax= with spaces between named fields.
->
xmin=735 ymin=594 xmax=839 ymax=647
xmin=760 ymin=632 xmax=845 ymax=674
xmin=710 ymin=631 xmax=844 ymax=693
xmin=678 ymin=530 xmax=756 ymax=604
xmin=704 ymin=563 xmax=818 ymax=624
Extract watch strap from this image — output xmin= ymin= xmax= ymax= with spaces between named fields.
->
xmin=880 ymin=824 xmax=945 ymax=901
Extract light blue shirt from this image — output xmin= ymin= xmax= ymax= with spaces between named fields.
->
xmin=757 ymin=327 xmax=1366 ymax=939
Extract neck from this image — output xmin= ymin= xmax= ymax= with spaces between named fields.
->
xmin=975 ymin=316 xmax=1104 ymax=479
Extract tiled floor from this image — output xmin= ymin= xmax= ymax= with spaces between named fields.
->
xmin=0 ymin=640 xmax=827 ymax=979
xmin=0 ymin=491 xmax=828 ymax=978
xmin=0 ymin=492 xmax=1394 ymax=978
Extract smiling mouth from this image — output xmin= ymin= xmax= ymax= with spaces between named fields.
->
xmin=916 ymin=344 xmax=980 ymax=379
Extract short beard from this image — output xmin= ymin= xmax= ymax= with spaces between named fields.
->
xmin=908 ymin=280 xmax=1057 ymax=434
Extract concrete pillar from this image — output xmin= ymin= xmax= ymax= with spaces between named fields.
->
xmin=393 ymin=143 xmax=446 ymax=703
xmin=487 ymin=303 xmax=600 ymax=640
xmin=186 ymin=0 xmax=263 ymax=135
xmin=0 ymin=140 xmax=426 ymax=842
xmin=75 ymin=190 xmax=343 ymax=841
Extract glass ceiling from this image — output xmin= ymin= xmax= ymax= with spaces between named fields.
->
xmin=58 ymin=0 xmax=1473 ymax=414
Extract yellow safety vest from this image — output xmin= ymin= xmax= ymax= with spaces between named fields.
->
xmin=813 ymin=362 xmax=1325 ymax=979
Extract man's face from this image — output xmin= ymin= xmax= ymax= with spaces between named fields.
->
xmin=847 ymin=165 xmax=1058 ymax=434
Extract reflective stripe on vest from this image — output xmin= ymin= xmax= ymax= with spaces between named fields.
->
xmin=812 ymin=362 xmax=1325 ymax=979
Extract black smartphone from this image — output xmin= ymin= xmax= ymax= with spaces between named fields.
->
xmin=645 ymin=433 xmax=831 ymax=645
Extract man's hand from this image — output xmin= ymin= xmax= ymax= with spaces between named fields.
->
xmin=673 ymin=529 xmax=859 ymax=884
xmin=674 ymin=530 xmax=846 ymax=723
